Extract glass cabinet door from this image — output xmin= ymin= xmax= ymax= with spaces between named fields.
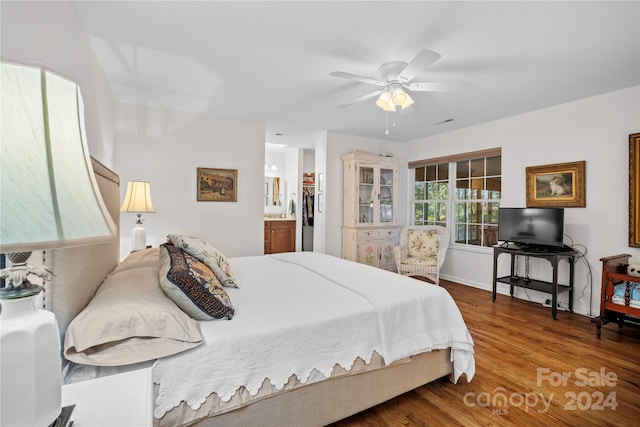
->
xmin=379 ymin=168 xmax=394 ymax=223
xmin=358 ymin=166 xmax=374 ymax=224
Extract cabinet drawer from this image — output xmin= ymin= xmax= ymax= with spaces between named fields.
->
xmin=357 ymin=229 xmax=399 ymax=241
xmin=379 ymin=228 xmax=400 ymax=241
xmin=270 ymin=220 xmax=295 ymax=230
xmin=357 ymin=229 xmax=380 ymax=239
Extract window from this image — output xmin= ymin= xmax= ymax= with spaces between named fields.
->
xmin=413 ymin=162 xmax=449 ymax=227
xmin=410 ymin=148 xmax=501 ymax=249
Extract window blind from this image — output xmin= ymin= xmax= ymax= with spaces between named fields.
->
xmin=408 ymin=147 xmax=501 ymax=169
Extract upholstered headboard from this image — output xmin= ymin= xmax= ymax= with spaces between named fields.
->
xmin=46 ymin=157 xmax=120 ymax=340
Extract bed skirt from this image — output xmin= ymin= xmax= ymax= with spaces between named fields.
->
xmin=154 ymin=348 xmax=452 ymax=427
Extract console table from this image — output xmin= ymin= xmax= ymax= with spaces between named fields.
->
xmin=492 ymin=245 xmax=577 ymax=319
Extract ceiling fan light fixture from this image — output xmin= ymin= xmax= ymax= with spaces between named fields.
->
xmin=398 ymin=92 xmax=414 ymax=110
xmin=375 ymin=90 xmax=392 ymax=110
xmin=391 ymin=86 xmax=408 ymax=106
xmin=376 ymin=85 xmax=414 ymax=111
xmin=383 ymin=102 xmax=396 ymax=112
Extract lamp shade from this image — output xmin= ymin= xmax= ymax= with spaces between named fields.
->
xmin=120 ymin=181 xmax=155 ymax=213
xmin=0 ymin=62 xmax=116 ymax=254
xmin=398 ymin=91 xmax=414 ymax=110
xmin=375 ymin=90 xmax=390 ymax=109
xmin=391 ymin=87 xmax=408 ymax=106
xmin=376 ymin=90 xmax=396 ymax=112
xmin=1 ymin=61 xmax=117 ymax=427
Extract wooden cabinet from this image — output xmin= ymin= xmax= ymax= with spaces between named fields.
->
xmin=341 ymin=151 xmax=401 ymax=271
xmin=353 ymin=227 xmax=400 ymax=270
xmin=592 ymin=254 xmax=640 ymax=339
xmin=264 ymin=220 xmax=296 ymax=254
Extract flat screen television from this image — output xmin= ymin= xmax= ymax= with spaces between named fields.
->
xmin=498 ymin=207 xmax=565 ymax=249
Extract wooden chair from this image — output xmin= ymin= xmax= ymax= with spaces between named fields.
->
xmin=394 ymin=225 xmax=449 ymax=285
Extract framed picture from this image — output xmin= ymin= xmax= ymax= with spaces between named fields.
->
xmin=525 ymin=161 xmax=586 ymax=208
xmin=629 ymin=133 xmax=640 ymax=247
xmin=197 ymin=167 xmax=237 ymax=202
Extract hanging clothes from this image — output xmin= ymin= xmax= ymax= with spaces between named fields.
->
xmin=302 ymin=185 xmax=315 ymax=251
xmin=303 ymin=186 xmax=314 ymax=227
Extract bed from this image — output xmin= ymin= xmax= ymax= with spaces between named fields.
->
xmin=47 ymin=159 xmax=475 ymax=427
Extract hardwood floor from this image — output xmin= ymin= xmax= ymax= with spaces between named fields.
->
xmin=330 ymin=280 xmax=640 ymax=427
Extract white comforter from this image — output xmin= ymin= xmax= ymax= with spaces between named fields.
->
xmin=152 ymin=252 xmax=475 ymax=418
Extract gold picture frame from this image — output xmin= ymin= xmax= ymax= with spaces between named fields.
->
xmin=197 ymin=167 xmax=237 ymax=202
xmin=629 ymin=133 xmax=640 ymax=247
xmin=525 ymin=161 xmax=586 ymax=208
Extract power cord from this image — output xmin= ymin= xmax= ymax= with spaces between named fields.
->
xmin=512 ymin=236 xmax=593 ymax=316
xmin=563 ymin=234 xmax=593 ymax=316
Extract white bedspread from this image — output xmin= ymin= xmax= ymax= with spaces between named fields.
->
xmin=152 ymin=252 xmax=475 ymax=418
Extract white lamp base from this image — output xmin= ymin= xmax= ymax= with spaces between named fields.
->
xmin=131 ymin=222 xmax=147 ymax=251
xmin=0 ymin=294 xmax=62 ymax=426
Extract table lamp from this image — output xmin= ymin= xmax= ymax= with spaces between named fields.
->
xmin=120 ymin=181 xmax=155 ymax=251
xmin=0 ymin=61 xmax=116 ymax=426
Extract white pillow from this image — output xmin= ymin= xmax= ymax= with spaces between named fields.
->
xmin=167 ymin=234 xmax=239 ymax=288
xmin=108 ymin=247 xmax=160 ymax=277
xmin=64 ymin=262 xmax=203 ymax=366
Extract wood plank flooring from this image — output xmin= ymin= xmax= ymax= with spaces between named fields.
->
xmin=330 ymin=280 xmax=640 ymax=426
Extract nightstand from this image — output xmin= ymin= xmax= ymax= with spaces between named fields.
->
xmin=61 ymin=368 xmax=153 ymax=426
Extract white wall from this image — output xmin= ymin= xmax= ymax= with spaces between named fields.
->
xmin=1 ymin=1 xmax=117 ymax=168
xmin=115 ymin=104 xmax=265 ymax=258
xmin=403 ymin=86 xmax=640 ymax=317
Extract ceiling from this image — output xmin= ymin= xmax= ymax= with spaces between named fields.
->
xmin=73 ymin=1 xmax=640 ymax=149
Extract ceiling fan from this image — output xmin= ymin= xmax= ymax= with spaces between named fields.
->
xmin=330 ymin=48 xmax=462 ymax=110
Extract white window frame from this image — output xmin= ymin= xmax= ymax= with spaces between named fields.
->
xmin=408 ymin=148 xmax=502 ymax=253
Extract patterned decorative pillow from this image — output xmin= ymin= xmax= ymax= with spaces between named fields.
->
xmin=408 ymin=229 xmax=439 ymax=261
xmin=159 ymin=243 xmax=235 ymax=321
xmin=167 ymin=234 xmax=239 ymax=288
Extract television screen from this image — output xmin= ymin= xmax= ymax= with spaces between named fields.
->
xmin=498 ymin=207 xmax=564 ymax=248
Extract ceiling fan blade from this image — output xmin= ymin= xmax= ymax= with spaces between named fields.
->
xmin=330 ymin=71 xmax=385 ymax=87
xmin=405 ymin=81 xmax=468 ymax=92
xmin=397 ymin=49 xmax=441 ymax=82
xmin=337 ymin=90 xmax=383 ymax=108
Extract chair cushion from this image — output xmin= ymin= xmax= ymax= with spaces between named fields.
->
xmin=408 ymin=229 xmax=439 ymax=261
xmin=402 ymin=257 xmax=438 ymax=267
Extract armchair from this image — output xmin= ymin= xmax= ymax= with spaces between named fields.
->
xmin=394 ymin=225 xmax=449 ymax=285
